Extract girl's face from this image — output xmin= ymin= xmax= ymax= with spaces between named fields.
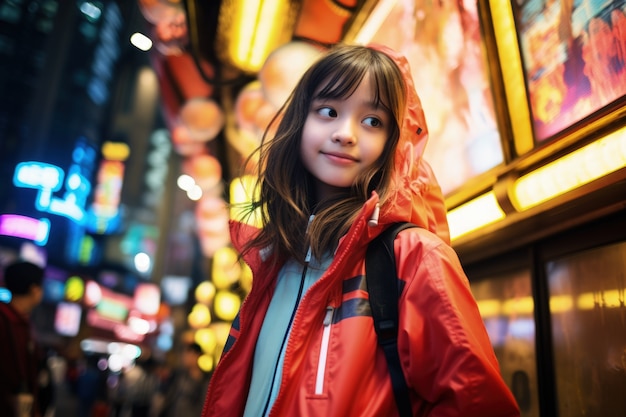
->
xmin=300 ymin=73 xmax=392 ymax=201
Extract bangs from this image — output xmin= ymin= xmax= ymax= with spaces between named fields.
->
xmin=313 ymin=61 xmax=394 ymax=114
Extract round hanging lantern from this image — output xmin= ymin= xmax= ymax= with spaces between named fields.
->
xmin=198 ymin=354 xmax=214 ymax=372
xmin=170 ymin=125 xmax=205 ymax=156
xmin=138 ymin=0 xmax=182 ymax=24
xmin=210 ymin=322 xmax=232 ymax=362
xmin=197 ymin=215 xmax=230 ymax=257
xmin=258 ymin=41 xmax=325 ymax=109
xmin=195 ymin=280 xmax=216 ymax=304
xmin=254 ymin=101 xmax=280 ymax=138
xmin=211 ymin=246 xmax=242 ymax=290
xmin=197 ymin=212 xmax=230 ymax=236
xmin=195 ymin=196 xmax=228 ymax=224
xmin=214 ymin=290 xmax=241 ymax=321
xmin=180 ymin=98 xmax=225 ymax=142
xmin=194 ymin=328 xmax=217 ymax=354
xmin=210 ymin=322 xmax=231 ymax=343
xmin=235 ymin=81 xmax=267 ymax=131
xmin=188 ymin=303 xmax=211 ymax=328
xmin=182 ymin=153 xmax=222 ymax=191
xmin=195 ymin=196 xmax=230 ymax=257
xmin=232 ymin=81 xmax=277 ymax=163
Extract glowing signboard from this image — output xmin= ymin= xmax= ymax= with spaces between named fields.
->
xmin=0 ymin=214 xmax=50 ymax=245
xmin=86 ymin=158 xmax=125 ymax=234
xmin=12 ymin=162 xmax=63 ymax=191
xmin=13 ymin=162 xmax=91 ymax=223
xmin=54 ymin=302 xmax=82 ymax=336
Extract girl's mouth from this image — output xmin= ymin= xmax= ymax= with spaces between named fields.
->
xmin=322 ymin=151 xmax=358 ymax=164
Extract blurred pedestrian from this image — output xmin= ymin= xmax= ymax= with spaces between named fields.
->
xmin=0 ymin=260 xmax=45 ymax=417
xmin=157 ymin=343 xmax=211 ymax=417
xmin=129 ymin=356 xmax=160 ymax=417
xmin=110 ymin=356 xmax=160 ymax=417
xmin=76 ymin=354 xmax=107 ymax=417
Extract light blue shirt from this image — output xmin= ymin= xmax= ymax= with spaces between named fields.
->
xmin=243 ymin=253 xmax=333 ymax=417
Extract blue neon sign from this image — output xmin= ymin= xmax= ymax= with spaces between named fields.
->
xmin=13 ymin=161 xmax=92 ymax=223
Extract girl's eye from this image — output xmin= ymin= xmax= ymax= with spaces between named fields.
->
xmin=318 ymin=107 xmax=337 ymax=118
xmin=363 ymin=117 xmax=383 ymax=128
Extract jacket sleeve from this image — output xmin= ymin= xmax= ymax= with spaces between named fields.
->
xmin=396 ymin=229 xmax=520 ymax=416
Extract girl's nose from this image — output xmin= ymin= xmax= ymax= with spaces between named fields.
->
xmin=331 ymin=120 xmax=357 ymax=144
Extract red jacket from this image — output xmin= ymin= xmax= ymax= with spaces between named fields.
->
xmin=201 ymin=45 xmax=520 ymax=417
xmin=0 ymin=302 xmax=40 ymax=417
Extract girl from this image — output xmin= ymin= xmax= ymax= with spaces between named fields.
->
xmin=201 ymin=44 xmax=520 ymax=417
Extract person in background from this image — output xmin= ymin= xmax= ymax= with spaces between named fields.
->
xmin=128 ymin=356 xmax=160 ymax=417
xmin=109 ymin=355 xmax=160 ymax=417
xmin=0 ymin=260 xmax=45 ymax=417
xmin=75 ymin=354 xmax=108 ymax=417
xmin=156 ymin=343 xmax=211 ymax=417
xmin=37 ymin=350 xmax=55 ymax=417
xmin=201 ymin=44 xmax=520 ymax=416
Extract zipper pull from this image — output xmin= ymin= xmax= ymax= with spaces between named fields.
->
xmin=323 ymin=306 xmax=334 ymax=326
xmin=368 ymin=203 xmax=380 ymax=227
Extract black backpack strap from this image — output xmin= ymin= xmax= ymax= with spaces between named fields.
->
xmin=366 ymin=222 xmax=417 ymax=417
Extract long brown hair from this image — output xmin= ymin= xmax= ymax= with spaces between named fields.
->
xmin=238 ymin=44 xmax=407 ymax=265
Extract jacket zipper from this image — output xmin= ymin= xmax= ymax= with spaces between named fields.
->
xmin=263 ymin=258 xmax=310 ymax=417
xmin=315 ymin=306 xmax=334 ymax=395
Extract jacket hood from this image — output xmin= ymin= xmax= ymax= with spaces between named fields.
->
xmin=368 ymin=43 xmax=450 ymax=244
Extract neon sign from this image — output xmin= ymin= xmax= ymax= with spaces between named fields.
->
xmin=13 ymin=162 xmax=63 ymax=191
xmin=86 ymin=158 xmax=125 ymax=234
xmin=13 ymin=160 xmax=92 ymax=224
xmin=0 ymin=214 xmax=50 ymax=245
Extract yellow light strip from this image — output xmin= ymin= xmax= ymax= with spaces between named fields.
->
xmin=476 ymin=299 xmax=501 ymax=317
xmin=447 ymin=191 xmax=505 ymax=241
xmin=232 ymin=0 xmax=258 ymax=66
xmin=512 ymin=126 xmax=626 ymax=211
xmin=489 ymin=1 xmax=534 ymax=155
xmin=502 ymin=296 xmax=534 ymax=315
xmin=251 ymin=0 xmax=284 ymax=69
xmin=476 ymin=289 xmax=624 ymax=318
xmin=549 ymin=295 xmax=574 ymax=313
xmin=229 ymin=0 xmax=290 ymax=72
xmin=577 ymin=289 xmax=623 ymax=310
xmin=476 ymin=297 xmax=535 ymax=318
